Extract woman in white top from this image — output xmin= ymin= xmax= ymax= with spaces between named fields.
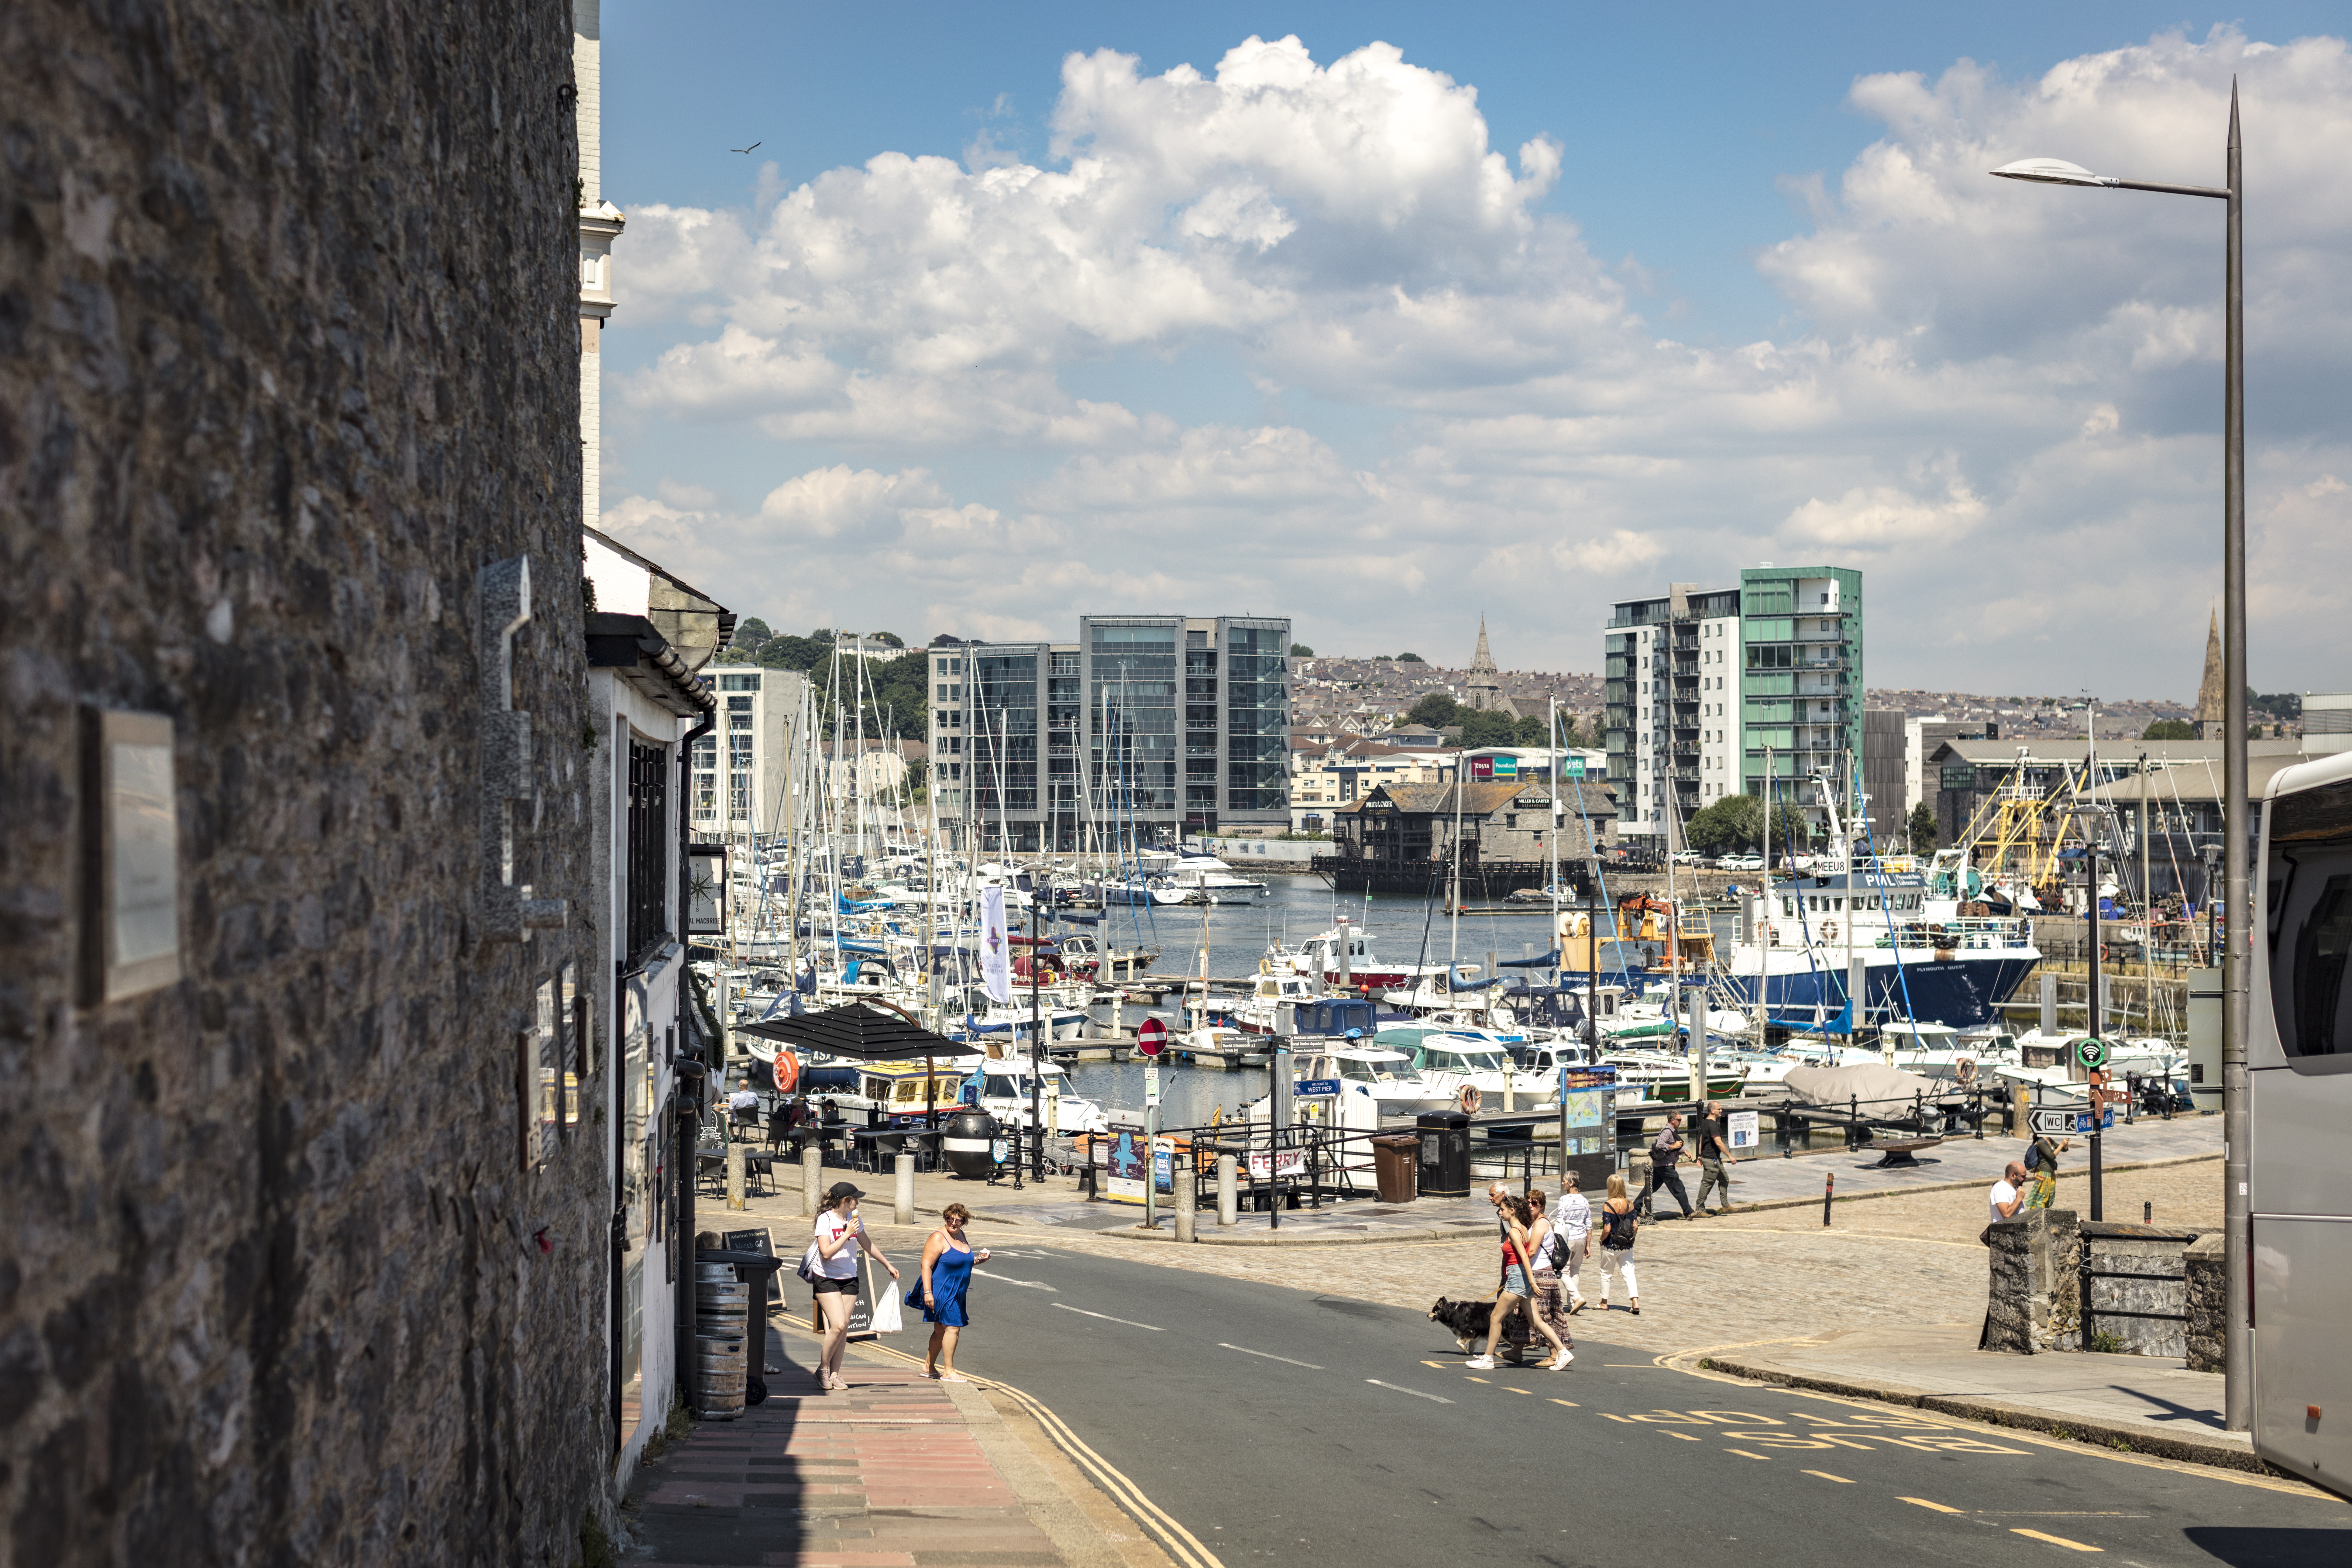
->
xmin=809 ymin=1181 xmax=899 ymax=1392
xmin=1555 ymin=1172 xmax=1592 ymax=1312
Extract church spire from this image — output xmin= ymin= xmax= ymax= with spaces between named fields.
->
xmin=2195 ymin=607 xmax=2226 ymax=739
xmin=1470 ymin=616 xmax=1497 ymax=675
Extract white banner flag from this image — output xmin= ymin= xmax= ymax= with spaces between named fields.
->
xmin=979 ymin=885 xmax=1013 ymax=1003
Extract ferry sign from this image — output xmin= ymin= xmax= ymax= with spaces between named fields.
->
xmin=1295 ymin=1078 xmax=1344 ymax=1097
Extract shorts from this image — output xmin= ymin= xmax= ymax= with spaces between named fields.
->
xmin=811 ymin=1275 xmax=858 ymax=1295
xmin=1501 ymin=1264 xmax=1533 ymax=1299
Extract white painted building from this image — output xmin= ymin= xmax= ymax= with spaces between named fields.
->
xmin=691 ymin=665 xmax=810 ymax=838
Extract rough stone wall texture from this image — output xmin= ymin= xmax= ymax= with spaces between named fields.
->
xmin=2184 ymin=1231 xmax=2228 ymax=1373
xmin=1983 ymin=1209 xmax=2081 ymax=1354
xmin=0 ymin=4 xmax=603 ymax=1566
xmin=2079 ymin=1224 xmax=2207 ymax=1358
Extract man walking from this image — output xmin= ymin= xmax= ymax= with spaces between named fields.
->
xmin=1692 ymin=1103 xmax=1732 ymax=1216
xmin=1637 ymin=1112 xmax=1694 ymax=1222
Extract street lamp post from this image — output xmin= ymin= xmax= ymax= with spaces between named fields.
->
xmin=1990 ymin=81 xmax=2248 ymax=1431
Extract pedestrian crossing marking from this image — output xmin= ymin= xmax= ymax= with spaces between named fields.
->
xmin=2011 ymin=1529 xmax=2102 ymax=1553
xmin=1802 ymin=1471 xmax=1854 ymax=1483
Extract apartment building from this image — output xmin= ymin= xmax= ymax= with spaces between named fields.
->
xmin=930 ymin=616 xmax=1290 ymax=850
xmin=1604 ymin=566 xmax=1865 ymax=847
xmin=688 ymin=664 xmax=810 ymax=838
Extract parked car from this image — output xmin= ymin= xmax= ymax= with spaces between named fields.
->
xmin=1670 ymin=849 xmax=1707 ymax=866
xmin=1718 ymin=852 xmax=1765 ymax=872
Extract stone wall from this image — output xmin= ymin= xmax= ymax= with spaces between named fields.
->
xmin=1983 ymin=1208 xmax=2081 ymax=1353
xmin=2080 ymin=1223 xmax=2209 ymax=1358
xmin=0 ymin=4 xmax=602 ymax=1565
xmin=2184 ymin=1231 xmax=2227 ymax=1372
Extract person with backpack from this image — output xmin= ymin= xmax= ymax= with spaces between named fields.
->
xmin=1467 ymin=1185 xmax=1572 ymax=1371
xmin=1525 ymin=1189 xmax=1576 ymax=1357
xmin=1594 ymin=1172 xmax=1642 ymax=1314
xmin=1637 ymin=1112 xmax=1694 ymax=1222
xmin=2024 ymin=1130 xmax=2068 ymax=1210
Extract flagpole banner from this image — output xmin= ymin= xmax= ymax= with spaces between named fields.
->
xmin=980 ymin=885 xmax=1013 ymax=1004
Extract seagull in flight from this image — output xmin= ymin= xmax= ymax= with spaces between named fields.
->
xmin=731 ymin=141 xmax=762 ymax=154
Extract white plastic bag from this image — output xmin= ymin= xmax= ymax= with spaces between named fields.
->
xmin=867 ymin=1260 xmax=904 ymax=1334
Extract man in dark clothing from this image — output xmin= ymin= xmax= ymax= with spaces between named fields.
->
xmin=1637 ymin=1112 xmax=1694 ymax=1221
xmin=1692 ymin=1103 xmax=1733 ymax=1215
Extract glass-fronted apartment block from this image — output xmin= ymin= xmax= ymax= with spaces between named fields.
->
xmin=1603 ymin=568 xmax=1862 ymax=848
xmin=931 ymin=615 xmax=1289 ymax=851
xmin=689 ymin=664 xmax=809 ymax=838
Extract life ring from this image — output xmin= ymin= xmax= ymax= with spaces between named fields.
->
xmin=771 ymin=1050 xmax=801 ymax=1095
xmin=1459 ymin=1085 xmax=1483 ymax=1114
xmin=1822 ymin=921 xmax=1838 ymax=942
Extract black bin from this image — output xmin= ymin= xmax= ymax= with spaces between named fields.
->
xmin=942 ymin=1110 xmax=1000 ymax=1180
xmin=1415 ymin=1111 xmax=1472 ymax=1198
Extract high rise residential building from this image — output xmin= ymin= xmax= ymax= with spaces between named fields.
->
xmin=688 ymin=663 xmax=809 ymax=837
xmin=929 ymin=615 xmax=1290 ymax=850
xmin=1604 ymin=566 xmax=1864 ymax=847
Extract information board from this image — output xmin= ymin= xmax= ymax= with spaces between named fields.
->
xmin=1727 ymin=1110 xmax=1760 ymax=1151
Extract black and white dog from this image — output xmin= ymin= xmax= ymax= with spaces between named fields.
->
xmin=1428 ymin=1295 xmax=1528 ymax=1355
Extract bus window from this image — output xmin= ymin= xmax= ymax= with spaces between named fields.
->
xmin=2267 ymin=775 xmax=2352 ymax=1057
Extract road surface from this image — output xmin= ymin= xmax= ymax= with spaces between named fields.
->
xmin=912 ymin=1240 xmax=2351 ymax=1566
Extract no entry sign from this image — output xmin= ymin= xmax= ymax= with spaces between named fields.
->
xmin=1136 ymin=1017 xmax=1167 ymax=1057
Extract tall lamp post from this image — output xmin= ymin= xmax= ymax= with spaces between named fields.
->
xmin=1990 ymin=81 xmax=2247 ymax=1431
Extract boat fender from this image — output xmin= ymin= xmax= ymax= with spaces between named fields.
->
xmin=1459 ymin=1085 xmax=1482 ymax=1114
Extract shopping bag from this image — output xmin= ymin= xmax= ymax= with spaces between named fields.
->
xmin=866 ymin=1259 xmax=904 ymax=1334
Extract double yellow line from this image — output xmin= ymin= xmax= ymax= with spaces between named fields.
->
xmin=855 ymin=1338 xmax=1226 ymax=1568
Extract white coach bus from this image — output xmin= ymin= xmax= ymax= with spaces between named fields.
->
xmin=2254 ymin=747 xmax=2352 ymax=1496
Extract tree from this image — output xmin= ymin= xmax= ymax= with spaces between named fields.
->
xmin=865 ymin=630 xmax=906 ymax=648
xmin=731 ymin=616 xmax=773 ymax=653
xmin=1395 ymin=651 xmax=1427 ymax=663
xmin=2142 ymin=718 xmax=2196 ymax=740
xmin=1405 ymin=693 xmax=1461 ymax=729
xmin=1685 ymin=793 xmax=1811 ymax=855
xmin=1906 ymin=800 xmax=1939 ymax=854
xmin=1289 ymin=642 xmax=1314 ymax=656
xmin=1456 ymin=708 xmax=1518 ymax=748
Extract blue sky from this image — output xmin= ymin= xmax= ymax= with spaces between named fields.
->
xmin=596 ymin=6 xmax=2352 ymax=697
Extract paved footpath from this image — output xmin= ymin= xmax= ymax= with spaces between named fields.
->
xmin=726 ymin=1113 xmax=2219 ymax=1243
xmin=625 ymin=1321 xmax=1175 ymax=1568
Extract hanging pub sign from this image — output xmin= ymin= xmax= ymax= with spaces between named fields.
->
xmin=686 ymin=844 xmax=727 ymax=936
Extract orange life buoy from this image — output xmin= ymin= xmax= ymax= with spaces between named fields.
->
xmin=771 ymin=1050 xmax=801 ymax=1095
xmin=1822 ymin=920 xmax=1838 ymax=942
xmin=1459 ymin=1085 xmax=1482 ymax=1114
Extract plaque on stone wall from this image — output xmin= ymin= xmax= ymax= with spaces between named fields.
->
xmin=81 ymin=709 xmax=181 ymax=1003
xmin=535 ymin=978 xmax=560 ymax=1166
xmin=557 ymin=962 xmax=579 ymax=1130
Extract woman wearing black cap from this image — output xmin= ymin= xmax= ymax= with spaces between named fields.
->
xmin=808 ymin=1181 xmax=898 ymax=1392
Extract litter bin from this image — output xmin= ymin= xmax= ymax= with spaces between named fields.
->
xmin=1371 ymin=1135 xmax=1419 ymax=1203
xmin=941 ymin=1110 xmax=999 ymax=1180
xmin=1415 ymin=1110 xmax=1472 ymax=1198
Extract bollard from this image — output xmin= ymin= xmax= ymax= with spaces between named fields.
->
xmin=1822 ymin=1171 xmax=1835 ymax=1227
xmin=894 ymin=1153 xmax=915 ymax=1226
xmin=1175 ymin=1154 xmax=1196 ymax=1243
xmin=727 ymin=1143 xmax=747 ymax=1211
xmin=801 ymin=1144 xmax=823 ymax=1217
xmin=1216 ymin=1154 xmax=1238 ymax=1226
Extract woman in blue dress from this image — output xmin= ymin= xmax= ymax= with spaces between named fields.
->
xmin=909 ymin=1202 xmax=989 ymax=1381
